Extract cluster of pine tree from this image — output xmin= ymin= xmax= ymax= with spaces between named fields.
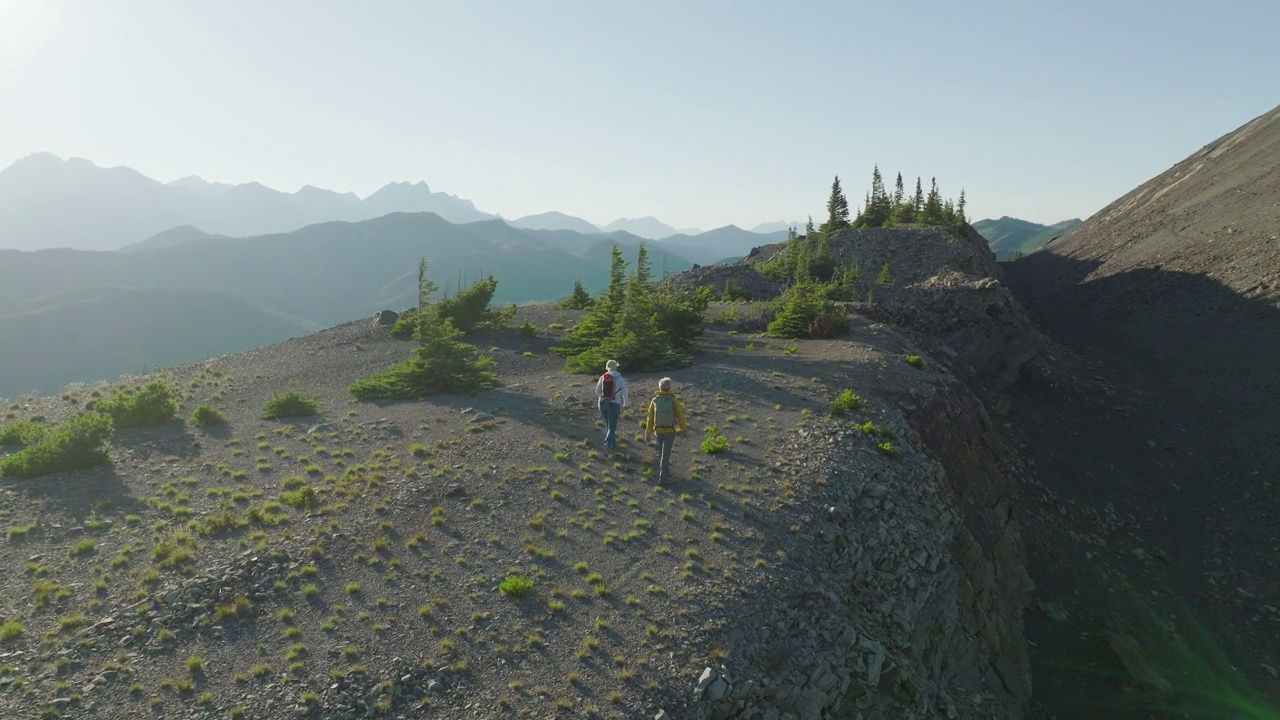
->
xmin=551 ymin=244 xmax=710 ymax=373
xmin=851 ymin=166 xmax=967 ymax=230
xmin=350 ymin=260 xmax=499 ymax=400
xmin=754 ymin=169 xmax=969 ymax=339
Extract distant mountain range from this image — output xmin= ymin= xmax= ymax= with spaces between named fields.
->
xmin=0 ymin=212 xmax=703 ymax=396
xmin=972 ymin=216 xmax=1083 ymax=260
xmin=0 ymin=153 xmax=797 ymax=251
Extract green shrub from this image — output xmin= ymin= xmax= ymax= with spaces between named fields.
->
xmin=517 ymin=323 xmax=541 ymax=338
xmin=92 ymin=380 xmax=178 ymax=427
xmin=904 ymin=354 xmax=924 ymax=368
xmin=712 ymin=308 xmax=737 ymax=325
xmin=390 ymin=309 xmax=418 ymax=339
xmin=876 ymin=262 xmax=891 ymax=285
xmin=700 ymin=426 xmax=729 ymax=454
xmin=498 ymin=574 xmax=533 ymax=598
xmin=188 ymin=405 xmax=227 ymax=427
xmin=875 ymin=441 xmax=900 ymax=458
xmin=437 ymin=274 xmax=501 ymax=332
xmin=829 ymin=389 xmax=868 ymax=416
xmin=0 ymin=412 xmax=114 ymax=478
xmin=0 ymin=420 xmax=48 ymax=446
xmin=0 ymin=619 xmax=22 ymax=643
xmin=767 ymin=282 xmax=849 ymax=339
xmin=261 ymin=392 xmax=320 ymax=420
xmin=855 ymin=421 xmax=893 ymax=439
xmin=720 ymin=279 xmax=752 ymax=302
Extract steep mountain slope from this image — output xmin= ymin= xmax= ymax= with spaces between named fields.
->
xmin=0 ymin=154 xmax=492 ymax=251
xmin=1003 ymin=104 xmax=1280 ymax=718
xmin=0 ymin=286 xmax=317 ymax=397
xmin=972 ymin=216 xmax=1082 ymax=260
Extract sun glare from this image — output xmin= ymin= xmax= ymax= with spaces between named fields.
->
xmin=0 ymin=0 xmax=63 ymax=69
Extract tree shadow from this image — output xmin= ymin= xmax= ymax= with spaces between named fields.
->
xmin=2 ymin=463 xmax=144 ymax=523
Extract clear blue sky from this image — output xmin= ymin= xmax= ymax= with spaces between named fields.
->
xmin=2 ymin=0 xmax=1277 ymax=229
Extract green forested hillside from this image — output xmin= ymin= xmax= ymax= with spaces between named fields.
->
xmin=0 ymin=287 xmax=318 ymax=397
xmin=972 ymin=216 xmax=1083 ymax=260
xmin=0 ymin=212 xmax=693 ymax=395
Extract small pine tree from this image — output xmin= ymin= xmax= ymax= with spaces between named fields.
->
xmin=559 ymin=279 xmax=596 ymax=309
xmin=876 ymin=262 xmax=891 ymax=285
xmin=921 ymin=177 xmax=944 ymax=225
xmin=826 ymin=176 xmax=850 ymax=232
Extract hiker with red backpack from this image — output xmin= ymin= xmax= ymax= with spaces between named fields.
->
xmin=645 ymin=377 xmax=688 ymax=484
xmin=595 ymin=359 xmax=629 ymax=451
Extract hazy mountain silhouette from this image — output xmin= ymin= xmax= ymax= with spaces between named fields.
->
xmin=509 ymin=211 xmax=602 ymax=234
xmin=651 ymin=225 xmax=788 ymax=265
xmin=599 ymin=216 xmax=682 ymax=239
xmin=971 ymin=216 xmax=1082 ymax=260
xmin=0 ymin=153 xmax=494 ymax=251
xmin=750 ymin=220 xmax=802 ymax=234
xmin=0 ymin=212 xmax=694 ymax=394
xmin=123 ymin=225 xmax=232 ymax=252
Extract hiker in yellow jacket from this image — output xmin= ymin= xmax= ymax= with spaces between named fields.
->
xmin=644 ymin=377 xmax=688 ymax=484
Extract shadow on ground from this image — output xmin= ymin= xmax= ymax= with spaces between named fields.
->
xmin=1002 ymin=251 xmax=1280 ymax=719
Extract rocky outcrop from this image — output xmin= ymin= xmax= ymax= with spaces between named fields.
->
xmin=668 ymin=225 xmax=1041 ymax=392
xmin=862 ymin=272 xmax=1039 ymax=392
xmin=677 ymin=373 xmax=1032 ymax=720
xmin=662 ymin=263 xmax=786 ymax=300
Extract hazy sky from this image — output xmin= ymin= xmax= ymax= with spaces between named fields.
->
xmin=2 ymin=0 xmax=1277 ymax=229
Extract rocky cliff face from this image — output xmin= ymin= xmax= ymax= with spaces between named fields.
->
xmin=661 ymin=224 xmax=1040 ymax=719
xmin=682 ymin=361 xmax=1033 ymax=720
xmin=817 ymin=226 xmax=1039 ymax=393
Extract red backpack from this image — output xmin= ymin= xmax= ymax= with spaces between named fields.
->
xmin=599 ymin=373 xmax=616 ymax=401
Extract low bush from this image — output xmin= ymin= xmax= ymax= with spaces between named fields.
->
xmin=700 ymin=426 xmax=729 ymax=454
xmin=261 ymin=392 xmax=321 ymax=420
xmin=767 ymin=282 xmax=849 ymax=339
xmin=517 ymin=323 xmax=541 ymax=338
xmin=92 ymin=380 xmax=178 ymax=427
xmin=904 ymin=354 xmax=924 ymax=368
xmin=830 ymin=389 xmax=868 ymax=416
xmin=0 ymin=420 xmax=48 ymax=446
xmin=389 ymin=310 xmax=418 ymax=339
xmin=188 ymin=405 xmax=227 ymax=427
xmin=499 ymin=574 xmax=533 ymax=598
xmin=0 ymin=412 xmax=115 ymax=478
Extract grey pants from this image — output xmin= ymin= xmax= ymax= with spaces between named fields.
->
xmin=656 ymin=433 xmax=676 ymax=483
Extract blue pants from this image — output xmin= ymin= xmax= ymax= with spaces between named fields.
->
xmin=598 ymin=400 xmax=620 ymax=450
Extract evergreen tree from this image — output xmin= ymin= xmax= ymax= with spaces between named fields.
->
xmin=552 ymin=246 xmax=628 ymax=358
xmin=826 ymin=175 xmax=850 ymax=232
xmin=921 ymin=177 xmax=944 ymax=225
xmin=956 ymin=189 xmax=967 ymax=223
xmin=912 ymin=177 xmax=925 ymax=215
xmin=350 ymin=260 xmax=498 ymax=400
xmin=559 ymin=279 xmax=596 ymax=309
xmin=893 ymin=172 xmax=905 ymax=209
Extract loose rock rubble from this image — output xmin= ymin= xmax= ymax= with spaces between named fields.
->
xmin=673 ymin=380 xmax=1031 ymax=720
